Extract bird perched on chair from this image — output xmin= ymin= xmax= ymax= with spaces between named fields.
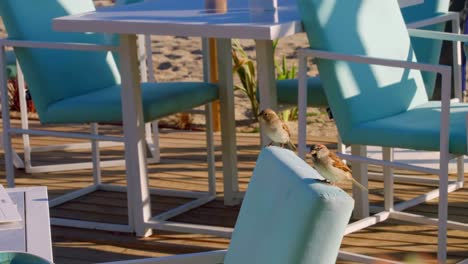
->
xmin=258 ymin=108 xmax=296 ymax=150
xmin=309 ymin=144 xmax=367 ymax=191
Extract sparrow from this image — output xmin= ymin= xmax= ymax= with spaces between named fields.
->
xmin=258 ymin=108 xmax=296 ymax=151
xmin=309 ymin=144 xmax=367 ymax=191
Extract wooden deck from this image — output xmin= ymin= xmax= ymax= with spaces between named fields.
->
xmin=1 ymin=119 xmax=468 ymax=264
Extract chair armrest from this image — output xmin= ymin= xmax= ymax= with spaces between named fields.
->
xmin=0 ymin=38 xmax=118 ymax=52
xmin=408 ymin=28 xmax=468 ymax=43
xmin=296 ymin=48 xmax=452 ymax=157
xmin=97 ymin=250 xmax=226 ymax=264
xmin=406 ymin=12 xmax=459 ymax=29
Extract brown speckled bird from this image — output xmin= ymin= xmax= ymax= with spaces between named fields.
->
xmin=258 ymin=108 xmax=296 ymax=150
xmin=310 ymin=144 xmax=367 ymax=191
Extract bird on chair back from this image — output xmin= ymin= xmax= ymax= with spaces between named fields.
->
xmin=309 ymin=144 xmax=367 ymax=191
xmin=258 ymin=108 xmax=297 ymax=151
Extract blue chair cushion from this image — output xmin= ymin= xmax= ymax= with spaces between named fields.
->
xmin=276 ymin=77 xmax=328 ymax=107
xmin=42 ymin=82 xmax=218 ymax=124
xmin=349 ymin=101 xmax=468 ymax=155
xmin=224 ymin=147 xmax=354 ymax=264
xmin=0 ymin=252 xmax=51 ymax=264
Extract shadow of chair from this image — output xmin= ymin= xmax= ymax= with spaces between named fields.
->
xmin=98 ymin=147 xmax=354 ymax=264
xmin=0 ymin=0 xmax=218 ymax=234
xmin=296 ymin=0 xmax=468 ymax=262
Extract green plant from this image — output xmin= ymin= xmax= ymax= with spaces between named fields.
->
xmin=232 ymin=39 xmax=259 ymax=119
xmin=273 ymin=40 xmax=298 ymax=122
xmin=231 ymin=39 xmax=298 ymax=121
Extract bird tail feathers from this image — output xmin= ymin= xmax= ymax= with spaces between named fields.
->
xmin=287 ymin=141 xmax=297 ymax=151
xmin=351 ymin=178 xmax=368 ymax=192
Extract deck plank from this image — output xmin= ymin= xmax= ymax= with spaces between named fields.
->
xmin=1 ymin=120 xmax=467 ymax=263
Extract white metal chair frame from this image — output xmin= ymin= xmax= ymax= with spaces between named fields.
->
xmin=9 ymin=35 xmax=160 ymax=174
xmin=0 ymin=37 xmax=217 ymax=235
xmin=298 ymin=12 xmax=466 ymax=221
xmin=297 ymin=27 xmax=468 ymax=263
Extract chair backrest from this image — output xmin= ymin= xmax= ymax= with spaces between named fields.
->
xmin=297 ymin=0 xmax=429 ymax=143
xmin=402 ymin=0 xmax=450 ymax=97
xmin=0 ymin=0 xmax=120 ymax=117
xmin=224 ymin=147 xmax=354 ymax=264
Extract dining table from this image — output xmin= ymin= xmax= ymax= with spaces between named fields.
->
xmin=53 ymin=0 xmax=424 ymax=236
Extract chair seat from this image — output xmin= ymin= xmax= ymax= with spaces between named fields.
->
xmin=276 ymin=77 xmax=328 ymax=107
xmin=349 ymin=101 xmax=468 ymax=155
xmin=42 ymin=82 xmax=218 ymax=124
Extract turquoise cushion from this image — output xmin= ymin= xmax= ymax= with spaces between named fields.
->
xmin=276 ymin=77 xmax=328 ymax=107
xmin=0 ymin=0 xmax=120 ymax=117
xmin=224 ymin=147 xmax=354 ymax=264
xmin=297 ymin=0 xmax=429 ymax=143
xmin=402 ymin=0 xmax=450 ymax=98
xmin=43 ymin=82 xmax=219 ymax=124
xmin=349 ymin=101 xmax=468 ymax=155
xmin=0 ymin=252 xmax=51 ymax=264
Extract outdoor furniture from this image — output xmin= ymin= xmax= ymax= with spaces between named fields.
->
xmin=0 ymin=0 xmax=218 ymax=236
xmin=100 ymin=146 xmax=354 ymax=264
xmin=296 ymin=0 xmax=468 ymax=262
xmin=52 ymin=0 xmax=423 ymax=237
xmin=0 ymin=0 xmax=160 ymax=175
xmin=0 ymin=186 xmax=53 ymax=263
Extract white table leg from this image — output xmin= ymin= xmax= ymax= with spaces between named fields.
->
xmin=119 ymin=34 xmax=153 ymax=237
xmin=255 ymin=40 xmax=277 ymax=146
xmin=216 ymin=38 xmax=240 ymax=206
xmin=351 ymin=145 xmax=369 ymax=219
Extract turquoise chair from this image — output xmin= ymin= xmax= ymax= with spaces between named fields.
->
xmin=283 ymin=0 xmax=456 ymax=160
xmin=3 ymin=0 xmax=162 ymax=175
xmin=296 ymin=0 xmax=468 ymax=262
xmin=99 ymin=147 xmax=354 ymax=264
xmin=0 ymin=252 xmax=52 ymax=264
xmin=0 ymin=0 xmax=218 ymax=233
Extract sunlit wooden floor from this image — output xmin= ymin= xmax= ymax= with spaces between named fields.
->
xmin=1 ymin=119 xmax=468 ymax=264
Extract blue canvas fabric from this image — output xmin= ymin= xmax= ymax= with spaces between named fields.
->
xmin=276 ymin=77 xmax=328 ymax=107
xmin=0 ymin=0 xmax=218 ymax=124
xmin=296 ymin=0 xmax=429 ymax=140
xmin=402 ymin=0 xmax=450 ymax=97
xmin=224 ymin=147 xmax=353 ymax=264
xmin=296 ymin=0 xmax=468 ymax=155
xmin=0 ymin=252 xmax=51 ymax=264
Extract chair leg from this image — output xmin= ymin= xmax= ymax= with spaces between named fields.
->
xmin=351 ymin=145 xmax=369 ymax=219
xmin=457 ymin=156 xmax=464 ymax=186
xmin=145 ymin=121 xmax=160 ymax=162
xmin=438 ymin=151 xmax=450 ymax=263
xmin=91 ymin=123 xmax=101 ymax=185
xmin=297 ymin=54 xmax=308 ymax=159
xmin=382 ymin=147 xmax=394 ymax=211
xmin=205 ymin=103 xmax=216 ymax=196
xmin=17 ymin=61 xmax=32 ymax=170
xmin=0 ymin=47 xmax=15 ymax=187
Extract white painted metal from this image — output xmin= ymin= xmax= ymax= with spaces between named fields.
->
xmin=48 ymin=185 xmax=98 ymax=207
xmin=99 ymin=184 xmax=209 ymax=199
xmin=2 ymin=187 xmax=53 ymax=262
xmin=9 ymin=128 xmax=123 ymax=142
xmin=119 ymin=34 xmax=152 ymax=237
xmin=338 ymin=250 xmax=401 ymax=264
xmin=0 ymin=39 xmax=118 ymax=51
xmin=297 ymin=55 xmax=308 ymax=159
xmin=145 ymin=220 xmax=233 ymax=238
xmin=406 ymin=12 xmax=459 ymax=29
xmin=91 ymin=123 xmax=102 ymax=184
xmin=382 ymin=147 xmax=394 ymax=211
xmin=151 ymin=195 xmax=216 ymax=221
xmin=391 ymin=211 xmax=468 ymax=231
xmin=99 ymin=250 xmax=227 ymax=264
xmin=0 ymin=45 xmax=15 ymax=188
xmin=216 ymin=38 xmax=240 ymax=206
xmin=50 ymin=218 xmax=133 ymax=233
xmin=351 ymin=145 xmax=369 ymax=219
xmin=256 ymin=39 xmax=277 ymax=147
